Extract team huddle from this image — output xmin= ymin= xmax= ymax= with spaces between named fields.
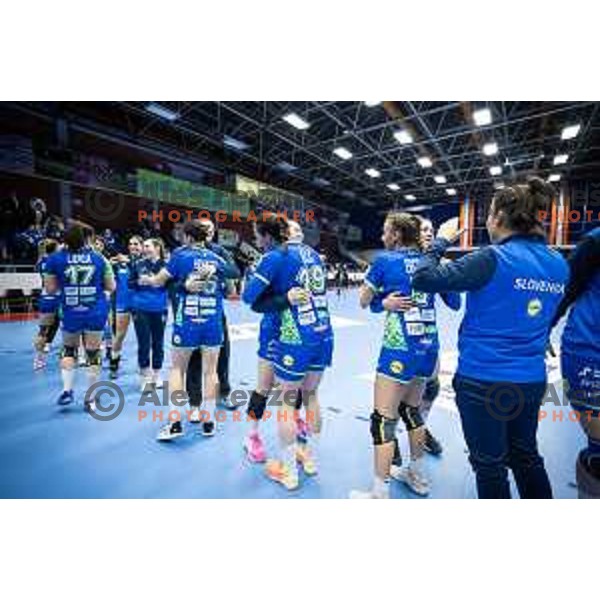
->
xmin=31 ymin=177 xmax=600 ymax=498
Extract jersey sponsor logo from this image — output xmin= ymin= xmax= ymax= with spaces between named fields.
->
xmin=404 ymin=308 xmax=422 ymax=322
xmin=184 ymin=306 xmax=199 ymax=317
xmin=527 ymin=298 xmax=543 ymax=317
xmin=406 ymin=323 xmax=425 ymax=336
xmin=514 ymin=278 xmax=565 ymax=295
xmin=283 ymin=354 xmax=295 ymax=367
xmin=411 ymin=291 xmax=428 ymax=306
xmin=390 ymin=360 xmax=404 ymax=375
xmin=298 ymin=311 xmax=317 ymax=326
xmin=421 ymin=309 xmax=436 ymax=322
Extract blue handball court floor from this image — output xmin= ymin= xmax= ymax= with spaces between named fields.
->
xmin=0 ymin=289 xmax=583 ymax=499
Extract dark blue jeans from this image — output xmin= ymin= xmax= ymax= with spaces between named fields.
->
xmin=132 ymin=310 xmax=166 ymax=370
xmin=453 ymin=374 xmax=552 ymax=499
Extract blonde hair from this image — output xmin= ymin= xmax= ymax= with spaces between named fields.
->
xmin=385 ymin=212 xmax=423 ymax=250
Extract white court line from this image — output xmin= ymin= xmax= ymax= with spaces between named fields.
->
xmin=229 ymin=316 xmax=366 ymax=342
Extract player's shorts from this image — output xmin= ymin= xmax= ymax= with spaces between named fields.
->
xmin=114 ymin=290 xmax=132 ymax=314
xmin=62 ymin=308 xmax=109 ymax=334
xmin=38 ymin=295 xmax=60 ymax=314
xmin=561 ymin=349 xmax=600 ymax=417
xmin=258 ymin=327 xmax=277 ymax=362
xmin=274 ymin=337 xmax=334 ymax=383
xmin=172 ymin=317 xmax=223 ymax=351
xmin=377 ymin=347 xmax=438 ymax=384
xmin=114 ymin=300 xmax=132 ymax=315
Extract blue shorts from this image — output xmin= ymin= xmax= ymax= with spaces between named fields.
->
xmin=62 ymin=308 xmax=109 ymax=334
xmin=258 ymin=328 xmax=277 ymax=362
xmin=172 ymin=318 xmax=223 ymax=350
xmin=38 ymin=295 xmax=60 ymax=314
xmin=377 ymin=347 xmax=438 ymax=383
xmin=561 ymin=349 xmax=600 ymax=417
xmin=274 ymin=337 xmax=334 ymax=383
xmin=114 ymin=291 xmax=132 ymax=314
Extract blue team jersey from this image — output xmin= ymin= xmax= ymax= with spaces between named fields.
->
xmin=459 ymin=237 xmax=568 ymax=382
xmin=562 ymin=227 xmax=600 ymax=359
xmin=130 ymin=258 xmax=167 ymax=313
xmin=166 ymin=244 xmax=228 ymax=327
xmin=113 ymin=260 xmax=131 ymax=312
xmin=44 ymin=248 xmax=112 ymax=319
xmin=37 ymin=256 xmax=61 ymax=311
xmin=365 ymin=248 xmax=440 ymax=355
xmin=242 ymin=241 xmax=332 ymax=346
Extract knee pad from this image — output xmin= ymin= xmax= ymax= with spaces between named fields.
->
xmin=61 ymin=346 xmax=78 ymax=360
xmin=86 ymin=348 xmax=102 ymax=367
xmin=370 ymin=410 xmax=398 ymax=446
xmin=576 ymin=450 xmax=600 ymax=499
xmin=399 ymin=403 xmax=424 ymax=432
xmin=423 ymin=377 xmax=441 ymax=404
xmin=248 ymin=391 xmax=268 ymax=421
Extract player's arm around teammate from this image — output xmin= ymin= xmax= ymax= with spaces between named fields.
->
xmin=412 ymin=179 xmax=569 ymax=498
xmin=351 ymin=213 xmax=431 ymax=499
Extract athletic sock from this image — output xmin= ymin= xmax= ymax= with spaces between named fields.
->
xmin=308 ymin=431 xmax=320 ymax=461
xmin=410 ymin=456 xmax=425 ymax=473
xmin=373 ymin=476 xmax=390 ymax=497
xmin=282 ymin=442 xmax=298 ymax=475
xmin=62 ymin=368 xmax=75 ymax=392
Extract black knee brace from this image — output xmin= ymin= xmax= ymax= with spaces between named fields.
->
xmin=399 ymin=403 xmax=424 ymax=431
xmin=295 ymin=389 xmax=303 ymax=411
xmin=86 ymin=348 xmax=102 ymax=367
xmin=423 ymin=377 xmax=441 ymax=404
xmin=370 ymin=410 xmax=398 ymax=446
xmin=248 ymin=391 xmax=268 ymax=421
xmin=61 ymin=346 xmax=78 ymax=360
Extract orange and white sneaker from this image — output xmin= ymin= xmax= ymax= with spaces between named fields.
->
xmin=296 ymin=445 xmax=317 ymax=476
xmin=264 ymin=460 xmax=299 ymax=491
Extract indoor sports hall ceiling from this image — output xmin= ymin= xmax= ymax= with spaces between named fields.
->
xmin=3 ymin=101 xmax=600 ymax=210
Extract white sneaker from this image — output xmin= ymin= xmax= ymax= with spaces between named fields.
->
xmin=190 ymin=408 xmax=202 ymax=423
xmin=349 ymin=488 xmax=390 ymax=500
xmin=157 ymin=421 xmax=184 ymax=441
xmin=141 ymin=378 xmax=155 ymax=393
xmin=221 ymin=394 xmax=237 ymax=410
xmin=390 ymin=465 xmax=431 ymax=496
xmin=153 ymin=371 xmax=164 ymax=389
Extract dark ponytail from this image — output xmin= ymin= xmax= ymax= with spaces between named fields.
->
xmin=256 ymin=214 xmax=289 ymax=244
xmin=492 ymin=176 xmax=555 ymax=234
